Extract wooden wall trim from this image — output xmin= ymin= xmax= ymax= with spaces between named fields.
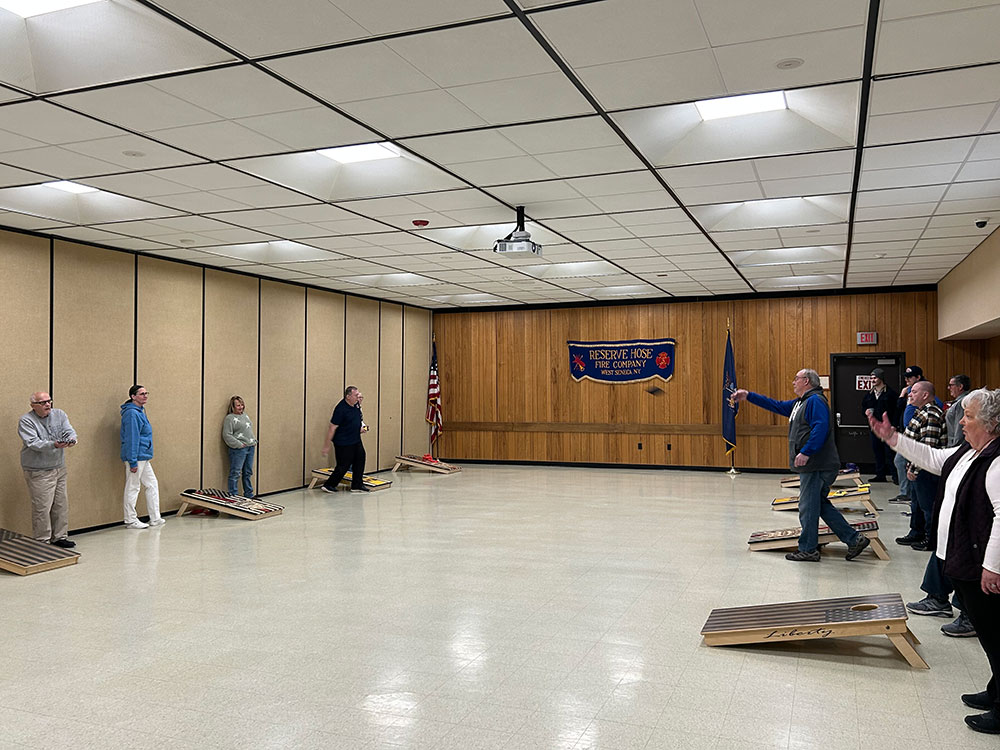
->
xmin=447 ymin=421 xmax=788 ymax=436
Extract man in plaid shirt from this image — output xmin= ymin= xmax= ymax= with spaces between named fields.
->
xmin=898 ymin=380 xmax=945 ymax=550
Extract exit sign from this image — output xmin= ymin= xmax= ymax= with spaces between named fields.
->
xmin=857 ymin=331 xmax=878 ymax=345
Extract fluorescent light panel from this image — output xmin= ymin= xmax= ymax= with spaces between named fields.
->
xmin=43 ymin=180 xmax=98 ymax=194
xmin=316 ymin=142 xmax=400 ymax=164
xmin=0 ymin=0 xmax=101 ymax=17
xmin=695 ymin=91 xmax=787 ymax=121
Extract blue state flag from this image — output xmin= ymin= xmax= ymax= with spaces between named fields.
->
xmin=722 ymin=330 xmax=738 ymax=455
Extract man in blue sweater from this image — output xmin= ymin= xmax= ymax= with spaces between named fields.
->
xmin=733 ymin=369 xmax=870 ymax=562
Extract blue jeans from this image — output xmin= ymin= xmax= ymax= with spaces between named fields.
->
xmin=228 ymin=445 xmax=255 ymax=497
xmin=921 ymin=554 xmax=964 ymax=611
xmin=798 ymin=469 xmax=861 ymax=552
xmin=908 ymin=471 xmax=938 ymax=538
xmin=894 ymin=451 xmax=910 ymax=497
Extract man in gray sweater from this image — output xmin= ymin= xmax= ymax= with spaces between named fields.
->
xmin=18 ymin=391 xmax=77 ymax=548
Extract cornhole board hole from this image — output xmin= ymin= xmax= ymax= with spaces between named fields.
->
xmin=772 ymin=485 xmax=878 ymax=516
xmin=307 ymin=469 xmax=392 ymax=491
xmin=780 ymin=469 xmax=863 ymax=489
xmin=391 ymin=454 xmax=461 ymax=474
xmin=701 ymin=593 xmax=927 ymax=669
xmin=0 ymin=529 xmax=80 ymax=576
xmin=748 ymin=519 xmax=890 ymax=560
xmin=178 ymin=489 xmax=283 ymax=520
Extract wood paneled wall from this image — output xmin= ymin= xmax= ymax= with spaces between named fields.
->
xmin=434 ymin=291 xmax=993 ymax=470
xmin=0 ymin=228 xmax=432 ymax=535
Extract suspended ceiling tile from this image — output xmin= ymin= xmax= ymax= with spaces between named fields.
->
xmin=944 ymin=179 xmax=1000 ymax=201
xmin=533 ymin=0 xmax=709 ymax=68
xmin=520 ymin=197 xmax=602 ymax=219
xmin=153 ymin=66 xmax=318 ymax=120
xmin=762 ymin=173 xmax=852 ymax=199
xmin=695 ymin=0 xmax=868 ymax=45
xmin=590 ymin=190 xmax=677 ymax=213
xmin=0 ymin=210 xmax=69 ymax=230
xmin=714 ymin=27 xmax=865 ymax=94
xmin=152 ymin=191 xmax=254 ymax=214
xmin=264 ymin=43 xmax=437 ymax=105
xmin=340 ymin=90 xmax=487 ymax=138
xmin=0 ymin=101 xmax=125 ymax=144
xmin=149 ymin=120 xmax=292 ymax=160
xmin=956 ymin=159 xmax=1000 ymax=183
xmin=62 ymin=134 xmax=204 ymax=171
xmin=875 ymin=4 xmax=1000 ymax=74
xmin=202 ymin=240 xmax=340 ymax=263
xmin=229 ymin=150 xmax=465 ymax=201
xmin=0 ymin=146 xmax=128 ymax=179
xmin=576 ymin=49 xmax=726 ymax=110
xmin=614 ymin=82 xmax=859 ymax=167
xmin=674 ymin=182 xmax=764 ymax=205
xmin=0 ymin=1 xmax=236 ymax=94
xmin=447 ymin=155 xmax=556 ymax=185
xmin=0 ymin=184 xmax=179 ymax=224
xmin=854 ymin=202 xmax=940 ymax=221
xmin=857 ymin=185 xmax=949 ymax=208
xmin=862 ymin=139 xmax=975 ymax=171
xmin=235 ymin=107 xmax=380 ymax=152
xmin=0 ymin=85 xmax=25 ymax=103
xmin=867 ymin=104 xmax=995 ymax=146
xmin=755 ymin=150 xmax=856 ymax=180
xmin=54 ymin=80 xmax=220 ymax=132
xmin=859 ymin=164 xmax=961 ymax=191
xmin=869 ymin=65 xmax=1000 ymax=116
xmin=661 ymin=160 xmax=758 ymax=188
xmin=693 ymin=195 xmax=849 ymax=231
xmin=447 ymin=72 xmax=594 ymax=125
xmin=150 ymin=0 xmax=369 ymax=56
xmin=0 ymin=163 xmax=48 ymax=188
xmin=400 ymin=129 xmax=527 ymax=166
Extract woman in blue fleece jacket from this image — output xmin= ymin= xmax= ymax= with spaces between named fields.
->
xmin=120 ymin=384 xmax=163 ymax=529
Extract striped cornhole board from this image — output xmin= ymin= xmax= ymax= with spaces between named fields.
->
xmin=701 ymin=593 xmax=927 ymax=668
xmin=178 ymin=489 xmax=283 ymax=520
xmin=772 ymin=485 xmax=878 ymax=516
xmin=748 ymin=519 xmax=889 ymax=560
xmin=0 ymin=529 xmax=80 ymax=576
xmin=308 ymin=469 xmax=392 ymax=491
xmin=780 ymin=469 xmax=863 ymax=489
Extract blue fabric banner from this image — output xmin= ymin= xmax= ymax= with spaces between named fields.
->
xmin=722 ymin=330 xmax=739 ymax=455
xmin=568 ymin=338 xmax=676 ymax=384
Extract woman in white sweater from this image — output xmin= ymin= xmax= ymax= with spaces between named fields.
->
xmin=222 ymin=395 xmax=257 ymax=497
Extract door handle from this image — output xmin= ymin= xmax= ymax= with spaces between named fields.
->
xmin=836 ymin=412 xmax=842 ymax=427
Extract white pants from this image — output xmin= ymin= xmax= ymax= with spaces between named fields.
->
xmin=123 ymin=460 xmax=161 ymax=524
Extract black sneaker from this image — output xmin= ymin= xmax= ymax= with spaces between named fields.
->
xmin=52 ymin=538 xmax=76 ymax=549
xmin=962 ymin=692 xmax=992 ymax=710
xmin=845 ymin=535 xmax=870 ymax=561
xmin=942 ymin=612 xmax=977 ymax=637
xmin=895 ymin=533 xmax=922 ymax=545
xmin=911 ymin=538 xmax=934 ymax=551
xmin=785 ymin=549 xmax=821 ymax=562
xmin=889 ymin=495 xmax=911 ymax=504
xmin=965 ymin=711 xmax=1000 ymax=735
xmin=350 ymin=486 xmax=371 ymax=493
xmin=906 ymin=596 xmax=952 ymax=618
xmin=321 ymin=485 xmax=338 ymax=493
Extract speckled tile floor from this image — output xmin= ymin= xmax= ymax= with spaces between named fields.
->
xmin=0 ymin=466 xmax=991 ymax=749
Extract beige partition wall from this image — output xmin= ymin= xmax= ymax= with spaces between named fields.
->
xmin=258 ymin=281 xmax=305 ymax=493
xmin=304 ymin=288 xmax=345 ymax=481
xmin=378 ymin=303 xmax=403 ymax=468
xmin=0 ymin=232 xmax=50 ymax=534
xmin=136 ymin=257 xmax=202 ymax=512
xmin=345 ymin=297 xmax=381 ymax=468
xmin=52 ymin=241 xmax=135 ymax=528
xmin=402 ymin=307 xmax=432 ymax=457
xmin=203 ymin=271 xmax=258 ymax=490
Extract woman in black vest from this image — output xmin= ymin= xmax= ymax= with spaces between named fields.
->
xmin=870 ymin=388 xmax=1000 ymax=735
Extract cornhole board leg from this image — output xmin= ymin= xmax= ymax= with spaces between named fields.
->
xmin=861 ymin=496 xmax=880 ymax=516
xmin=869 ymin=536 xmax=890 ymax=561
xmin=391 ymin=461 xmax=405 ymax=473
xmin=888 ymin=631 xmax=929 ymax=669
xmin=307 ymin=476 xmax=320 ymax=489
xmin=176 ymin=501 xmax=189 ymax=518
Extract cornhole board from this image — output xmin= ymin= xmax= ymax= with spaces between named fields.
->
xmin=780 ymin=469 xmax=863 ymax=489
xmin=391 ymin=454 xmax=461 ymax=474
xmin=772 ymin=485 xmax=878 ymax=516
xmin=701 ymin=593 xmax=928 ymax=669
xmin=178 ymin=489 xmax=283 ymax=520
xmin=307 ymin=469 xmax=392 ymax=491
xmin=0 ymin=529 xmax=80 ymax=576
xmin=748 ymin=519 xmax=890 ymax=560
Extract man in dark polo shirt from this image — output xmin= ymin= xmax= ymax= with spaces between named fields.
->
xmin=320 ymin=386 xmax=369 ymax=493
xmin=732 ymin=368 xmax=870 ymax=562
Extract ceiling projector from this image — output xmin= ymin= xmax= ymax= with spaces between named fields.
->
xmin=494 ymin=206 xmax=542 ymax=256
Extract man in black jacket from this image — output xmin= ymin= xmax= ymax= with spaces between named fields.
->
xmin=862 ymin=368 xmax=898 ymax=482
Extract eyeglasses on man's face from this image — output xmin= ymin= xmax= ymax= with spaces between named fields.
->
xmin=32 ymin=399 xmax=53 ymax=405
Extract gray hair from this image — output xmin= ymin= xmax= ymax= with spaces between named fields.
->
xmin=801 ymin=369 xmax=821 ymax=388
xmin=964 ymin=388 xmax=1000 ymax=435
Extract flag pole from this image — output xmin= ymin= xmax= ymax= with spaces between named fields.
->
xmin=724 ymin=317 xmax=739 ymax=476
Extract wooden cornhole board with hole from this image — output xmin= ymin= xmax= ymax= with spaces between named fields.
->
xmin=701 ymin=593 xmax=928 ymax=668
xmin=391 ymin=454 xmax=461 ymax=474
xmin=0 ymin=529 xmax=80 ymax=576
xmin=307 ymin=469 xmax=392 ymax=491
xmin=780 ymin=469 xmax=863 ymax=489
xmin=772 ymin=485 xmax=878 ymax=516
xmin=178 ymin=489 xmax=283 ymax=520
xmin=748 ymin=519 xmax=890 ymax=560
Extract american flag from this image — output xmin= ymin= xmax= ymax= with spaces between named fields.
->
xmin=425 ymin=341 xmax=442 ymax=445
